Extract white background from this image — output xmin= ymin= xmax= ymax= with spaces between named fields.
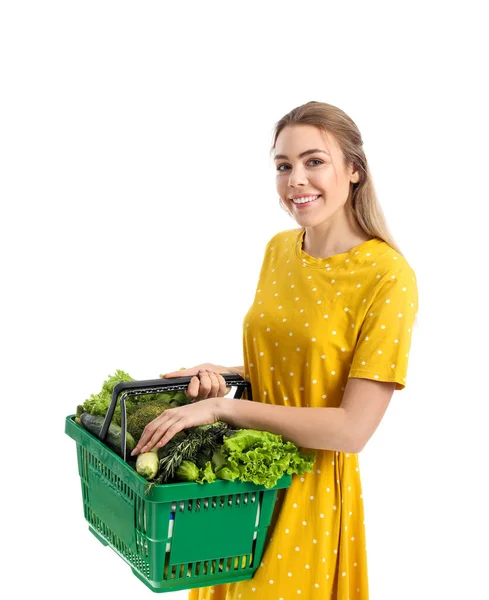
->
xmin=1 ymin=1 xmax=487 ymax=599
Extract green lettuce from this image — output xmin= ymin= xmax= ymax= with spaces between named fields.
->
xmin=80 ymin=370 xmax=190 ymax=426
xmin=211 ymin=449 xmax=228 ymax=472
xmin=81 ymin=370 xmax=135 ymax=425
xmin=197 ymin=461 xmax=217 ymax=484
xmin=221 ymin=429 xmax=315 ymax=489
xmin=216 ymin=465 xmax=239 ymax=482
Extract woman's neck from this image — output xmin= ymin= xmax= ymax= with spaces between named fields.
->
xmin=301 ymin=207 xmax=373 ymax=259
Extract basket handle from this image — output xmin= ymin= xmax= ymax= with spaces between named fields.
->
xmin=99 ymin=373 xmax=252 ymax=461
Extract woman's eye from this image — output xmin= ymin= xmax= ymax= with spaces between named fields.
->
xmin=276 ymin=159 xmax=323 ymax=172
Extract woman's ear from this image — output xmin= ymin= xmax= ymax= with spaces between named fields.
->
xmin=350 ymin=166 xmax=360 ymax=184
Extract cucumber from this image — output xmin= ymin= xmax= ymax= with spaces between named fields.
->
xmin=80 ymin=413 xmax=136 ymax=456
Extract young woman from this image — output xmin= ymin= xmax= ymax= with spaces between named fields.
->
xmin=132 ymin=101 xmax=419 ymax=599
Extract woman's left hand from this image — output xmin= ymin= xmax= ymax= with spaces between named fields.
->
xmin=130 ymin=397 xmax=223 ymax=456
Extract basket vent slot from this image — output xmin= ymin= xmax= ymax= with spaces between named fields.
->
xmin=87 ymin=509 xmax=150 ymax=577
xmin=165 ymin=553 xmax=253 ymax=580
xmin=86 ymin=450 xmax=135 ymax=502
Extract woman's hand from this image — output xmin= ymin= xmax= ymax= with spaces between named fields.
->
xmin=131 ymin=364 xmax=236 ymax=455
xmin=161 ymin=365 xmax=232 ymax=400
xmin=130 ymin=397 xmax=224 ymax=456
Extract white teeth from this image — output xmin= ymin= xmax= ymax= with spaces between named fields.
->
xmin=292 ymin=195 xmax=319 ymax=204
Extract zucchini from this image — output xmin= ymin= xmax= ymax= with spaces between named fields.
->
xmin=80 ymin=413 xmax=136 ymax=456
xmin=136 ymin=449 xmax=160 ymax=479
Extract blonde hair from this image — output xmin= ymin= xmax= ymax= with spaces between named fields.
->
xmin=271 ymin=101 xmax=402 ymax=256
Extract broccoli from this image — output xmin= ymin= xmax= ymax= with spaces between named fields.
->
xmin=79 ymin=370 xmax=192 ymax=428
xmin=126 ymin=400 xmax=171 ymax=441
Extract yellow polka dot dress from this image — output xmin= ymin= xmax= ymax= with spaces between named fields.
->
xmin=189 ymin=227 xmax=418 ymax=599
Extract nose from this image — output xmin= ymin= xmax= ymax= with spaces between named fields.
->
xmin=288 ymin=165 xmax=308 ymax=187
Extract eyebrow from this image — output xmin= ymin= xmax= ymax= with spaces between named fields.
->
xmin=274 ymin=148 xmax=330 ymax=161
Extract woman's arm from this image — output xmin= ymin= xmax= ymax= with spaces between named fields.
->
xmin=132 ymin=377 xmax=395 ymax=455
xmin=228 ymin=365 xmax=245 ymax=378
xmin=217 ymin=377 xmax=396 ymax=453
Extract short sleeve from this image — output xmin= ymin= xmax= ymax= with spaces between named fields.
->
xmin=348 ymin=267 xmax=418 ymax=391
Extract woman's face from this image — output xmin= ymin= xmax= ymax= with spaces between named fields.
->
xmin=274 ymin=124 xmax=359 ymax=226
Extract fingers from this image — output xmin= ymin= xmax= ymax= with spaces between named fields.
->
xmin=217 ymin=373 xmax=229 ymax=397
xmin=160 ymin=365 xmax=230 ymax=400
xmin=131 ymin=410 xmax=180 ymax=455
xmin=141 ymin=420 xmax=183 ymax=454
xmin=183 ymin=369 xmax=224 ymax=400
xmin=131 ymin=398 xmax=221 ymax=456
xmin=185 ymin=370 xmax=212 ymax=400
xmin=199 ymin=369 xmax=217 ymax=398
xmin=202 ymin=369 xmax=229 ymax=398
xmin=131 ymin=417 xmax=161 ymax=455
xmin=185 ymin=375 xmax=202 ymax=400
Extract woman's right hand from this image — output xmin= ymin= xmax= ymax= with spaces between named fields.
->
xmin=160 ymin=363 xmax=234 ymax=401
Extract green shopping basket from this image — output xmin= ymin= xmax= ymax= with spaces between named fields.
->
xmin=65 ymin=374 xmax=291 ymax=593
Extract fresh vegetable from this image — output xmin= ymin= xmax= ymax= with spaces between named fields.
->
xmin=80 ymin=370 xmax=135 ymax=426
xmin=223 ymin=429 xmax=278 ymax=453
xmin=80 ymin=413 xmax=136 ymax=456
xmin=197 ymin=461 xmax=217 ymax=484
xmin=195 ymin=422 xmax=231 ymax=455
xmin=79 ymin=370 xmax=190 ymax=427
xmin=215 ymin=465 xmax=239 ymax=482
xmin=136 ymin=449 xmax=159 ymax=479
xmin=221 ymin=429 xmax=315 ymax=489
xmin=156 ymin=430 xmax=205 ymax=484
xmin=77 ymin=369 xmax=316 ymax=489
xmin=168 ymin=390 xmax=193 ymax=407
xmin=127 ymin=400 xmax=171 ymax=441
xmin=195 ymin=444 xmax=213 ymax=469
xmin=211 ymin=449 xmax=228 ymax=472
xmin=155 ymin=423 xmax=231 ymax=483
xmin=75 ymin=404 xmax=84 ymax=424
xmin=175 ymin=460 xmax=200 ymax=482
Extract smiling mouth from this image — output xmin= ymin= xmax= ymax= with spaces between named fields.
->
xmin=292 ymin=195 xmax=321 ymax=205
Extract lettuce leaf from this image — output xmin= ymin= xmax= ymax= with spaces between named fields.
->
xmin=80 ymin=370 xmax=190 ymax=426
xmin=216 ymin=465 xmax=239 ymax=482
xmin=197 ymin=461 xmax=217 ymax=484
xmin=221 ymin=429 xmax=315 ymax=488
xmin=81 ymin=370 xmax=135 ymax=425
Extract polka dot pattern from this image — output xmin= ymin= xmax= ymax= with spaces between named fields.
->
xmin=189 ymin=228 xmax=418 ymax=600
